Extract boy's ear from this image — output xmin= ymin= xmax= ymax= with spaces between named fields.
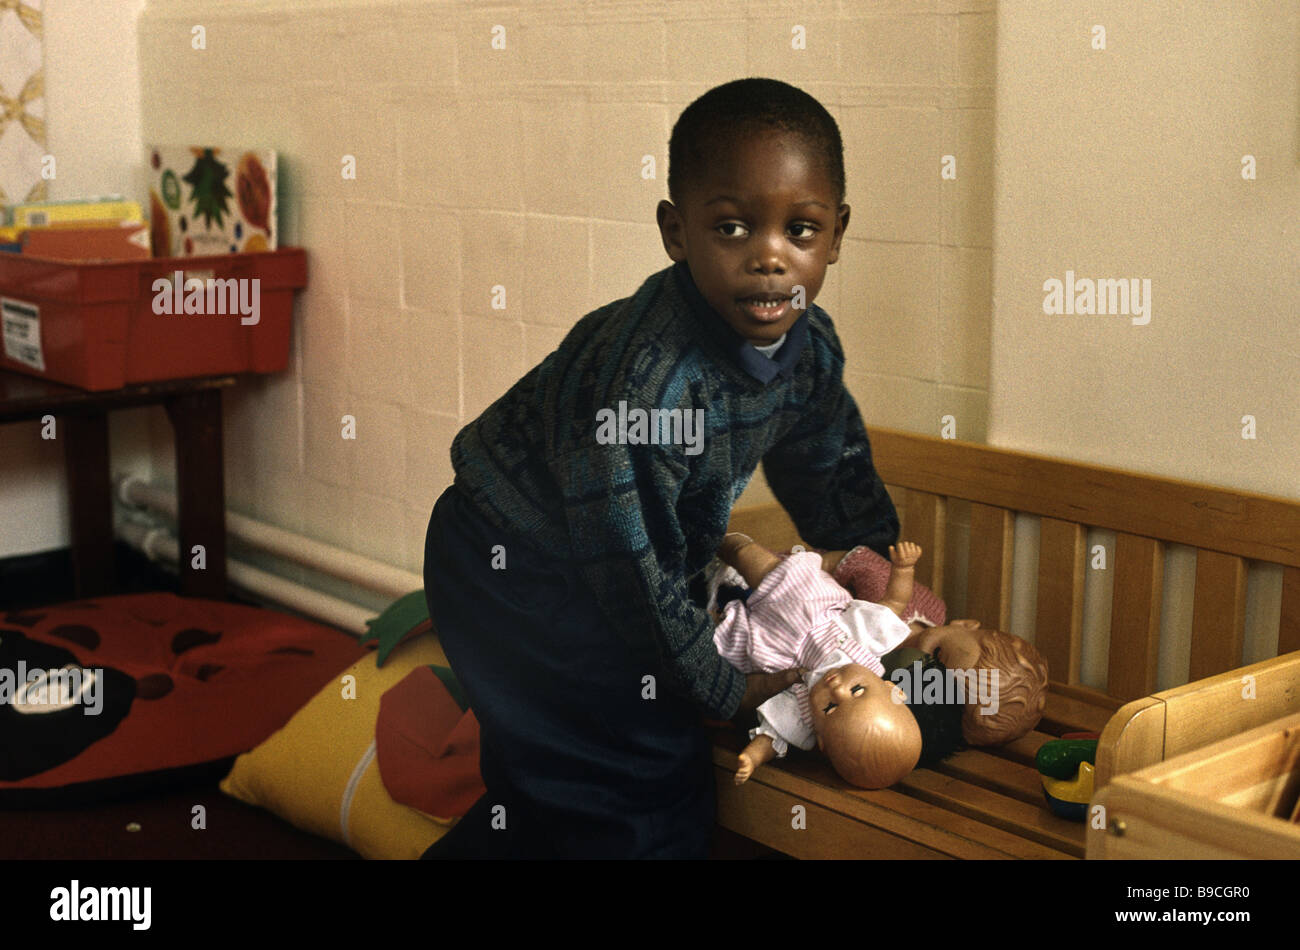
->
xmin=826 ymin=203 xmax=850 ymax=265
xmin=655 ymin=199 xmax=687 ymax=262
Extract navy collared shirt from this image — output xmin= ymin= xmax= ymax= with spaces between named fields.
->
xmin=671 ymin=261 xmax=808 ymax=384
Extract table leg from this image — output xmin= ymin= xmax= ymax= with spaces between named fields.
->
xmin=166 ymin=389 xmax=227 ymax=599
xmin=62 ymin=411 xmax=114 ymax=597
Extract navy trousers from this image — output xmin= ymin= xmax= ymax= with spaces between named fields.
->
xmin=421 ymin=486 xmax=715 ymax=859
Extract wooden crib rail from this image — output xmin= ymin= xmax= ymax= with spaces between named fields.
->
xmin=719 ymin=429 xmax=1300 ymax=858
xmin=864 ymin=427 xmax=1300 ymax=699
xmin=864 ymin=427 xmax=1300 ymax=569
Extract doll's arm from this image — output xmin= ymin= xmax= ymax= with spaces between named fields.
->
xmin=737 ymin=689 xmax=811 ymax=783
xmin=735 ymin=734 xmax=778 ymax=785
xmin=718 ymin=533 xmax=782 ymax=590
xmin=877 ymin=542 xmax=921 ymax=618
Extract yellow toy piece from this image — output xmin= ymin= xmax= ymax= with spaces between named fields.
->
xmin=1041 ymin=760 xmax=1095 ymax=804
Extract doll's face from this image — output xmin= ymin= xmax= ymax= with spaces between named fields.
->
xmin=810 ymin=663 xmax=920 ymax=786
xmin=911 ymin=618 xmax=984 ymax=672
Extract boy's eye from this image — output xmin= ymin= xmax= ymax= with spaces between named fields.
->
xmin=716 ymin=222 xmax=748 ymax=238
xmin=789 ymin=223 xmax=817 ymax=239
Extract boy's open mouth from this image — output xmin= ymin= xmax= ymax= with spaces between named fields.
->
xmin=737 ymin=294 xmax=792 ymax=322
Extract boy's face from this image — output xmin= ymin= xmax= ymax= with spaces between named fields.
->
xmin=656 ymin=128 xmax=849 ymax=346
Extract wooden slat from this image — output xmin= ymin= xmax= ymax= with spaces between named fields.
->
xmin=1035 ymin=517 xmax=1085 ymax=684
xmin=902 ymin=489 xmax=946 ymax=598
xmin=966 ymin=503 xmax=1013 ymax=630
xmin=1189 ymin=550 xmax=1247 ymax=681
xmin=713 ymin=763 xmax=952 ymax=859
xmin=1040 ymin=687 xmax=1121 ymax=736
xmin=866 ymin=426 xmax=1300 ymax=569
xmin=1107 ymin=533 xmax=1164 ymax=702
xmin=1281 ymin=565 xmax=1300 ymax=655
xmin=1049 ymin=681 xmax=1127 ymax=710
xmin=898 ymin=769 xmax=1086 ymax=857
xmin=710 ymin=741 xmax=1062 ymax=859
xmin=934 ymin=748 xmax=1049 ymax=806
xmin=992 ymin=730 xmax=1061 ymax=769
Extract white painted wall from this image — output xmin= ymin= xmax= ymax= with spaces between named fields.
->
xmin=990 ymin=0 xmax=1299 ymax=498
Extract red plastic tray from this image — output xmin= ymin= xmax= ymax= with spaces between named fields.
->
xmin=0 ymin=247 xmax=306 ymax=391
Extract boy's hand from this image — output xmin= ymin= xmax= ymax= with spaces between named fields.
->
xmin=820 ymin=550 xmax=850 ymax=574
xmin=889 ymin=542 xmax=921 ymax=569
xmin=719 ymin=532 xmax=753 ymax=560
xmin=737 ymin=669 xmax=805 ymax=715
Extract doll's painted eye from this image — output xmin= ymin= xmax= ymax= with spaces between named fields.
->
xmin=823 ymin=702 xmax=836 ymax=714
xmin=850 ymin=685 xmax=864 ymax=696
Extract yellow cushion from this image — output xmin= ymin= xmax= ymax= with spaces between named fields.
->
xmin=220 ymin=634 xmax=455 ymax=859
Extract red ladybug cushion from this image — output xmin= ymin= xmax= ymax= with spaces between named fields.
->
xmin=0 ymin=593 xmax=367 ymax=807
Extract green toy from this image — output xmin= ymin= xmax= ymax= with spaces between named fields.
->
xmin=1036 ymin=735 xmax=1098 ymax=821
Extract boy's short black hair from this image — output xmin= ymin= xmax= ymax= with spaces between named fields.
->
xmin=893 ymin=654 xmax=966 ymax=768
xmin=667 ymin=77 xmax=846 ymax=208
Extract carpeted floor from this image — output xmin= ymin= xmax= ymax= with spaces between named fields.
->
xmin=0 ymin=780 xmax=359 ymax=860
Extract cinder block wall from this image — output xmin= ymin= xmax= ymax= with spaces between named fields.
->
xmin=137 ymin=0 xmax=996 ymax=576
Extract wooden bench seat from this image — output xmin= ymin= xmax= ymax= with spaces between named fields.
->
xmin=717 ymin=427 xmax=1300 ymax=859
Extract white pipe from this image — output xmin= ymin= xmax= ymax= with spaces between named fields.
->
xmin=118 ymin=520 xmax=377 ymax=635
xmin=116 ymin=474 xmax=423 ymax=598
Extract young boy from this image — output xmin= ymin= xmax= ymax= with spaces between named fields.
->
xmin=422 ymin=78 xmax=900 ymax=858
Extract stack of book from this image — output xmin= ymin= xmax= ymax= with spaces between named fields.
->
xmin=0 ymin=196 xmax=151 ymax=261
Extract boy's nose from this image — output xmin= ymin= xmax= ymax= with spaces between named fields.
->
xmin=749 ymin=237 xmax=787 ymax=272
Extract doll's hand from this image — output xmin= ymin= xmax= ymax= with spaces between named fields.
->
xmin=889 ymin=542 xmax=921 ymax=569
xmin=735 ymin=734 xmax=777 ymax=784
xmin=735 ymin=751 xmax=757 ymax=785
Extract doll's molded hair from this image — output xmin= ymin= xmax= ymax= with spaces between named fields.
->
xmin=667 ymin=78 xmax=846 ymax=207
xmin=963 ymin=630 xmax=1049 ymax=746
xmin=897 ymin=653 xmax=966 ymax=767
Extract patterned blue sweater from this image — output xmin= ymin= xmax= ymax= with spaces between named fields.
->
xmin=449 ymin=261 xmax=899 ymax=720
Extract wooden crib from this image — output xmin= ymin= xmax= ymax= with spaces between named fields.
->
xmin=716 ymin=426 xmax=1300 ymax=859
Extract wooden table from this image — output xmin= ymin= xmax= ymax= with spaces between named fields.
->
xmin=0 ymin=370 xmax=234 ymax=599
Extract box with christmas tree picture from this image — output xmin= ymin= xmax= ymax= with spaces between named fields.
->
xmin=147 ymin=146 xmax=276 ymax=257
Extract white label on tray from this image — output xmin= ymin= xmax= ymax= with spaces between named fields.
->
xmin=2 ymin=297 xmax=44 ymax=371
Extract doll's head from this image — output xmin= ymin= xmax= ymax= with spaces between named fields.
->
xmin=809 ymin=663 xmax=921 ymax=788
xmin=911 ymin=620 xmax=1049 ymax=746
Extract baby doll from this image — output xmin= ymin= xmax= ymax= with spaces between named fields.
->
xmin=826 ymin=546 xmax=1050 ymax=745
xmin=711 ymin=534 xmax=926 ymax=789
xmin=901 ymin=619 xmax=1048 ymax=745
